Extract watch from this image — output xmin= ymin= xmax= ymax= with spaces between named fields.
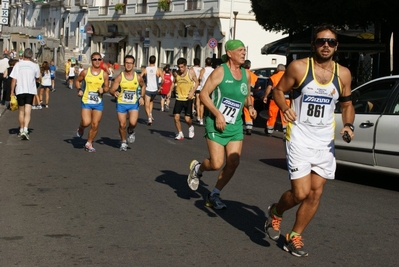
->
xmin=344 ymin=123 xmax=355 ymax=132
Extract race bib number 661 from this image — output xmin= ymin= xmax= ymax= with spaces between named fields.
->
xmin=219 ymin=97 xmax=242 ymax=124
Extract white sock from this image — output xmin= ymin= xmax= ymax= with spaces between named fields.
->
xmin=23 ymin=127 xmax=28 ymax=132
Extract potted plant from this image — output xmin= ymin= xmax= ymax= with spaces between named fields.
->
xmin=115 ymin=3 xmax=125 ymax=12
xmin=158 ymin=0 xmax=170 ymax=11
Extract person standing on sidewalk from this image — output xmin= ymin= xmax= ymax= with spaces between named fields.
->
xmin=264 ymin=24 xmax=355 ymax=257
xmin=75 ymin=52 xmax=109 ymax=152
xmin=262 ymin=64 xmax=289 ymax=137
xmin=187 ymin=40 xmax=256 ymax=209
xmin=0 ymin=54 xmax=9 ymax=105
xmin=172 ymin=57 xmax=198 ymax=140
xmin=141 ymin=55 xmax=163 ymax=125
xmin=109 ymin=55 xmax=146 ymax=151
xmin=10 ymin=48 xmax=41 ymax=140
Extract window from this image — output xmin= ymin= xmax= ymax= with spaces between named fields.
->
xmin=137 ymin=0 xmax=147 ymax=14
xmin=186 ymin=0 xmax=200 ymax=10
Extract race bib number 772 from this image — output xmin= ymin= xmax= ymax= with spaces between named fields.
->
xmin=219 ymin=97 xmax=242 ymax=124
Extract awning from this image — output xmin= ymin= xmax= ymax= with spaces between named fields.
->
xmin=103 ymin=36 xmax=126 ymax=43
xmin=261 ymin=29 xmax=386 ymax=55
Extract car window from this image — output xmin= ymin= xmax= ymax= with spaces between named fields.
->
xmin=392 ymin=95 xmax=399 ymax=114
xmin=338 ymin=80 xmax=397 ymax=114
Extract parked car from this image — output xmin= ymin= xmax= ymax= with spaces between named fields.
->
xmin=334 ymin=75 xmax=399 ymax=175
xmin=251 ymin=67 xmax=276 ymax=78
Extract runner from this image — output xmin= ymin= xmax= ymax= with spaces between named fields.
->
xmin=159 ymin=64 xmax=173 ymax=112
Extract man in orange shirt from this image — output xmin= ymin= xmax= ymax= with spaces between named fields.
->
xmin=242 ymin=60 xmax=258 ymax=135
xmin=263 ymin=64 xmax=289 ymax=137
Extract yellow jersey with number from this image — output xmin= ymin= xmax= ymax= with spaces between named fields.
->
xmin=118 ymin=72 xmax=139 ymax=104
xmin=82 ymin=68 xmax=104 ymax=104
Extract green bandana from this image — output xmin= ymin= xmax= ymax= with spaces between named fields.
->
xmin=225 ymin=40 xmax=245 ymax=51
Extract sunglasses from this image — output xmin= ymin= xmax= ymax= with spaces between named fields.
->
xmin=314 ymin=38 xmax=338 ymax=48
xmin=91 ymin=58 xmax=102 ymax=61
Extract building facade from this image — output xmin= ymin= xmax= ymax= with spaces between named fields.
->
xmin=0 ymin=0 xmax=285 ymax=69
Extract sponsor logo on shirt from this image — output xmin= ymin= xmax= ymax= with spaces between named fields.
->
xmin=303 ymin=95 xmax=332 ymax=104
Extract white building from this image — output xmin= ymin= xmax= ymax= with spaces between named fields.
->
xmin=0 ymin=0 xmax=285 ymax=69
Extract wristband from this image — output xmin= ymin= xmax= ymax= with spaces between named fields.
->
xmin=344 ymin=123 xmax=355 ymax=132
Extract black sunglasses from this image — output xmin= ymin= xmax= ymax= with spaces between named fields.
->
xmin=314 ymin=38 xmax=338 ymax=48
xmin=91 ymin=58 xmax=102 ymax=61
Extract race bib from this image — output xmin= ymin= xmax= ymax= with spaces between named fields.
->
xmin=122 ymin=90 xmax=137 ymax=103
xmin=299 ymin=94 xmax=332 ymax=125
xmin=88 ymin=91 xmax=101 ymax=104
xmin=219 ymin=97 xmax=242 ymax=124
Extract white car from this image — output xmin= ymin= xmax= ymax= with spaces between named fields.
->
xmin=334 ymin=75 xmax=399 ymax=175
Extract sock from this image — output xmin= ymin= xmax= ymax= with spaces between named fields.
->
xmin=210 ymin=188 xmax=221 ymax=196
xmin=20 ymin=128 xmax=23 ymax=133
xmin=289 ymin=231 xmax=301 ymax=239
xmin=23 ymin=127 xmax=28 ymax=132
xmin=179 ymin=131 xmax=183 ymax=135
xmin=195 ymin=164 xmax=202 ymax=176
xmin=272 ymin=205 xmax=283 ymax=217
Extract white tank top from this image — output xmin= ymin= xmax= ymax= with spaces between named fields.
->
xmin=199 ymin=66 xmax=214 ymax=89
xmin=146 ymin=66 xmax=158 ymax=92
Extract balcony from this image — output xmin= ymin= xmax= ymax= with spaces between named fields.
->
xmin=186 ymin=0 xmax=201 ymax=11
xmin=62 ymin=0 xmax=72 ymax=10
xmin=75 ymin=0 xmax=88 ymax=9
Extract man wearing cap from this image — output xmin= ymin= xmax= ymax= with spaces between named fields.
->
xmin=187 ymin=40 xmax=257 ymax=209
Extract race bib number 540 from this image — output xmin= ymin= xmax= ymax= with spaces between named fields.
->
xmin=219 ymin=97 xmax=242 ymax=124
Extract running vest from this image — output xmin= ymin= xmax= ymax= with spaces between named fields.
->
xmin=160 ymin=72 xmax=173 ymax=95
xmin=175 ymin=71 xmax=194 ymax=101
xmin=117 ymin=72 xmax=140 ymax=104
xmin=41 ymin=70 xmax=52 ymax=86
xmin=145 ymin=66 xmax=158 ymax=92
xmin=199 ymin=66 xmax=214 ymax=90
xmin=82 ymin=67 xmax=105 ymax=104
xmin=205 ymin=63 xmax=248 ymax=134
xmin=287 ymin=58 xmax=342 ymax=147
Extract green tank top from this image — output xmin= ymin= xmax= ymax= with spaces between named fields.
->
xmin=205 ymin=63 xmax=249 ymax=135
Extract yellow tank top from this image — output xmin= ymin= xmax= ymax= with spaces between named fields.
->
xmin=82 ymin=68 xmax=104 ymax=104
xmin=175 ymin=72 xmax=193 ymax=101
xmin=118 ymin=72 xmax=139 ymax=104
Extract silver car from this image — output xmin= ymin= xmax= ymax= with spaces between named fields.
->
xmin=334 ymin=75 xmax=399 ymax=175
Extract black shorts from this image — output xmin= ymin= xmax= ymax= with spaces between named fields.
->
xmin=173 ymin=99 xmax=193 ymax=117
xmin=16 ymin=93 xmax=34 ymax=106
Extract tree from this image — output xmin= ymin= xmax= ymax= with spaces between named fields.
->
xmin=251 ymin=0 xmax=399 ymax=76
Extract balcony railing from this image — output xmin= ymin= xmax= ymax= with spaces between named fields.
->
xmin=136 ymin=3 xmax=147 ymax=14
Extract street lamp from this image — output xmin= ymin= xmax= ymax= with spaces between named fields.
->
xmin=233 ymin=11 xmax=238 ymax=40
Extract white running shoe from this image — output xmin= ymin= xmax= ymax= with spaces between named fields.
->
xmin=188 ymin=126 xmax=195 ymax=139
xmin=127 ymin=131 xmax=136 ymax=143
xmin=175 ymin=132 xmax=184 ymax=140
xmin=120 ymin=142 xmax=128 ymax=151
xmin=187 ymin=160 xmax=202 ymax=190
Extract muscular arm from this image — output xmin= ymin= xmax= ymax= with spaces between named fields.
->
xmin=109 ymin=74 xmax=122 ymax=96
xmin=338 ymin=65 xmax=355 ymax=135
xmin=75 ymin=69 xmax=87 ymax=93
xmin=188 ymin=68 xmax=199 ymax=99
xmin=102 ymin=72 xmax=110 ymax=93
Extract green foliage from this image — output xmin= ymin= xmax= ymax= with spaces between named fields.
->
xmin=115 ymin=3 xmax=125 ymax=11
xmin=158 ymin=0 xmax=170 ymax=10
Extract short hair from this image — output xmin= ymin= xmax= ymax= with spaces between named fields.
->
xmin=149 ymin=55 xmax=156 ymax=64
xmin=313 ymin=24 xmax=338 ymax=41
xmin=23 ymin=48 xmax=33 ymax=59
xmin=205 ymin=57 xmax=212 ymax=67
xmin=276 ymin=64 xmax=286 ymax=71
xmin=177 ymin=57 xmax=187 ymax=65
xmin=124 ymin=55 xmax=135 ymax=62
xmin=193 ymin=58 xmax=200 ymax=66
xmin=242 ymin=60 xmax=251 ymax=69
xmin=91 ymin=52 xmax=101 ymax=59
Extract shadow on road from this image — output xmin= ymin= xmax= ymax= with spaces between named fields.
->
xmin=155 ymin=170 xmax=271 ymax=247
xmin=259 ymin=158 xmax=287 ymax=171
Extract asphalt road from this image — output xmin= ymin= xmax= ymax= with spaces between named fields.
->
xmin=0 ymin=73 xmax=398 ymax=267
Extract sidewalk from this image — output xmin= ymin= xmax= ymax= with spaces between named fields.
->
xmin=0 ymin=104 xmax=6 ymax=117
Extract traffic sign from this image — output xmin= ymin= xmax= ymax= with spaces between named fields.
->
xmin=37 ymin=34 xmax=43 ymax=40
xmin=40 ymin=40 xmax=46 ymax=45
xmin=208 ymin=38 xmax=217 ymax=49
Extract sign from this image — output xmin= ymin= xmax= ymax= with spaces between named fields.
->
xmin=208 ymin=38 xmax=218 ymax=49
xmin=80 ymin=26 xmax=84 ymax=33
xmin=40 ymin=40 xmax=46 ymax=45
xmin=1 ymin=18 xmax=8 ymax=25
xmin=144 ymin=38 xmax=150 ymax=48
xmin=37 ymin=34 xmax=43 ymax=40
xmin=0 ymin=0 xmax=9 ymax=25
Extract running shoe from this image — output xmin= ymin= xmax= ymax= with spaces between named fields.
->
xmin=17 ymin=131 xmax=23 ymax=138
xmin=37 ymin=104 xmax=42 ymax=110
xmin=84 ymin=143 xmax=96 ymax=153
xmin=120 ymin=142 xmax=128 ymax=152
xmin=264 ymin=204 xmax=282 ymax=241
xmin=32 ymin=105 xmax=37 ymax=110
xmin=21 ymin=131 xmax=29 ymax=140
xmin=165 ymin=104 xmax=169 ymax=112
xmin=175 ymin=133 xmax=184 ymax=140
xmin=205 ymin=193 xmax=227 ymax=210
xmin=77 ymin=127 xmax=84 ymax=138
xmin=147 ymin=118 xmax=152 ymax=126
xmin=127 ymin=131 xmax=136 ymax=143
xmin=199 ymin=119 xmax=203 ymax=125
xmin=45 ymin=105 xmax=49 ymax=108
xmin=187 ymin=160 xmax=202 ymax=190
xmin=283 ymin=234 xmax=309 ymax=257
xmin=188 ymin=126 xmax=195 ymax=139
